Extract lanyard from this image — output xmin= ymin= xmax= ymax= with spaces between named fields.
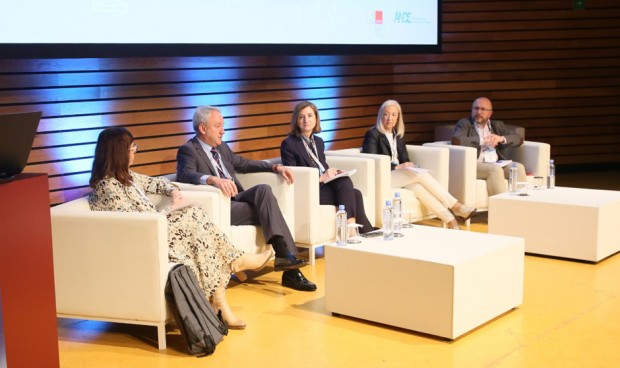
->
xmin=386 ymin=133 xmax=399 ymax=164
xmin=302 ymin=137 xmax=325 ymax=174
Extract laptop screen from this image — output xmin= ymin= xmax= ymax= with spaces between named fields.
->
xmin=0 ymin=111 xmax=42 ymax=181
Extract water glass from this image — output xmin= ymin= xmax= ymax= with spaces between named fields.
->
xmin=401 ymin=210 xmax=414 ymax=228
xmin=347 ymin=223 xmax=362 ymax=244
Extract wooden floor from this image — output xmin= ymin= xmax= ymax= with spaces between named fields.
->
xmin=57 ymin=169 xmax=620 ymax=368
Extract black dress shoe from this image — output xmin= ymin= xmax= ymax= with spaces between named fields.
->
xmin=274 ymin=257 xmax=307 ymax=272
xmin=282 ymin=270 xmax=317 ymax=292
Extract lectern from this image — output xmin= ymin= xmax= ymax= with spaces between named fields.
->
xmin=0 ymin=173 xmax=59 ymax=367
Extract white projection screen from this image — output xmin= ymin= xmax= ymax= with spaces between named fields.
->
xmin=0 ymin=0 xmax=441 ymax=57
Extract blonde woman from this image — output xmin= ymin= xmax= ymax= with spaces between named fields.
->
xmin=362 ymin=100 xmax=476 ymax=229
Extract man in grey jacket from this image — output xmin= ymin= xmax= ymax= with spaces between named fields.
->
xmin=451 ymin=97 xmax=526 ymax=195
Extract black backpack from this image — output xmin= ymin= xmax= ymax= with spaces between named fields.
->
xmin=165 ymin=264 xmax=228 ymax=356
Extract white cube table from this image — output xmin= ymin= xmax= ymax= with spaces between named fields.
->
xmin=489 ymin=187 xmax=620 ymax=262
xmin=325 ymin=225 xmax=524 ymax=340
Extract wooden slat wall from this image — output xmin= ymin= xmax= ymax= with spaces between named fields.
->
xmin=394 ymin=0 xmax=620 ymax=160
xmin=0 ymin=0 xmax=618 ymax=205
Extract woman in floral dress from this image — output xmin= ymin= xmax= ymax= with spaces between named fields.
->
xmin=88 ymin=127 xmax=271 ymax=329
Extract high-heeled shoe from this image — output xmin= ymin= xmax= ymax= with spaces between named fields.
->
xmin=448 ymin=221 xmax=461 ymax=230
xmin=231 ymin=249 xmax=274 ymax=273
xmin=452 ymin=204 xmax=477 ymax=220
xmin=211 ymin=286 xmax=246 ymax=330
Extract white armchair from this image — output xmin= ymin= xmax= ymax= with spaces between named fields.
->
xmin=270 ymin=155 xmax=376 ymax=265
xmin=51 ymin=190 xmax=219 ymax=350
xmin=423 ymin=141 xmax=551 ymax=211
xmin=163 ymin=170 xmax=295 ymax=255
xmin=326 ymin=145 xmax=450 ymax=227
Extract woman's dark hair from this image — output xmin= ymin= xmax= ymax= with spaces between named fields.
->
xmin=288 ymin=101 xmax=321 ymax=137
xmin=89 ymin=127 xmax=134 ymax=187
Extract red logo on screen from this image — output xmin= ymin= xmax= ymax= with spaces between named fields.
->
xmin=375 ymin=11 xmax=383 ymax=24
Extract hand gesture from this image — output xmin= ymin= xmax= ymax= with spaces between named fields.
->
xmin=484 ymin=134 xmax=505 ymax=148
xmin=320 ymin=168 xmax=341 ymax=182
xmin=169 ymin=190 xmax=191 ymax=212
xmin=276 ymin=165 xmax=294 ymax=184
xmin=211 ymin=176 xmax=239 ymax=197
xmin=395 ymin=162 xmax=416 ymax=170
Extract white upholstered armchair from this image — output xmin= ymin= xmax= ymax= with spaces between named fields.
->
xmin=51 ymin=190 xmax=219 ymax=350
xmin=423 ymin=141 xmax=551 ymax=211
xmin=269 ymin=155 xmax=376 ymax=265
xmin=162 ymin=170 xmax=294 ymax=255
xmin=326 ymin=144 xmax=450 ymax=227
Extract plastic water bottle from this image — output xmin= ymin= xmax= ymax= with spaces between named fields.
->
xmin=392 ymin=192 xmax=403 ymax=235
xmin=508 ymin=162 xmax=518 ymax=193
xmin=547 ymin=159 xmax=555 ymax=189
xmin=335 ymin=205 xmax=347 ymax=246
xmin=383 ymin=200 xmax=394 ymax=241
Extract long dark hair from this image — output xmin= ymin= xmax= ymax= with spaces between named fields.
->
xmin=89 ymin=127 xmax=134 ymax=187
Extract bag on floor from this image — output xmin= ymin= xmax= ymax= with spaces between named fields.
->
xmin=165 ymin=264 xmax=228 ymax=357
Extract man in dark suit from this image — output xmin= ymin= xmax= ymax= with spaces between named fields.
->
xmin=451 ymin=97 xmax=526 ymax=196
xmin=176 ymin=106 xmax=316 ymax=292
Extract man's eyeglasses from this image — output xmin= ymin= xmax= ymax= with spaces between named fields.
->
xmin=472 ymin=106 xmax=492 ymax=112
xmin=129 ymin=143 xmax=138 ymax=153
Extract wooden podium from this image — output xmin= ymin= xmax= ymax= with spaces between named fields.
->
xmin=0 ymin=173 xmax=59 ymax=367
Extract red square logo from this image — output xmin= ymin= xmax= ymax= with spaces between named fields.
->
xmin=375 ymin=11 xmax=383 ymax=24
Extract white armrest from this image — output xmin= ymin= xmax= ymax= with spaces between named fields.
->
xmin=407 ymin=144 xmax=450 ymax=189
xmin=325 ymin=155 xmax=376 ymax=224
xmin=423 ymin=142 xmax=478 ymax=207
xmin=160 ymin=173 xmax=232 ymax=236
xmin=286 ymin=166 xmax=335 ymax=244
xmin=513 ymin=141 xmax=551 ymax=178
xmin=237 ymin=171 xmax=295 ymax=237
xmin=326 ymin=149 xmax=392 ymax=226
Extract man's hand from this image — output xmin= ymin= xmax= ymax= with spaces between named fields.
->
xmin=276 ymin=165 xmax=294 ymax=184
xmin=484 ymin=134 xmax=506 ymax=148
xmin=209 ymin=176 xmax=239 ymax=197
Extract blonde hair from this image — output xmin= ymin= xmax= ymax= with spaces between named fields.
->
xmin=376 ymin=100 xmax=405 ymax=138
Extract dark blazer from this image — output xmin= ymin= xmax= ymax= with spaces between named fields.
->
xmin=361 ymin=126 xmax=409 ymax=170
xmin=176 ymin=137 xmax=273 ymax=191
xmin=451 ymin=118 xmax=524 ymax=161
xmin=280 ymin=134 xmax=330 ymax=170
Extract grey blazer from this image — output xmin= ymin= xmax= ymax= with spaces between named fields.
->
xmin=176 ymin=137 xmax=272 ymax=191
xmin=451 ymin=118 xmax=524 ymax=161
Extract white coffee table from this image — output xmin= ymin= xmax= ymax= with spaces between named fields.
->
xmin=489 ymin=187 xmax=620 ymax=262
xmin=324 ymin=225 xmax=524 ymax=340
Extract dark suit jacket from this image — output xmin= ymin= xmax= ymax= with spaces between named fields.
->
xmin=176 ymin=137 xmax=273 ymax=191
xmin=361 ymin=126 xmax=409 ymax=170
xmin=451 ymin=118 xmax=524 ymax=161
xmin=280 ymin=134 xmax=330 ymax=170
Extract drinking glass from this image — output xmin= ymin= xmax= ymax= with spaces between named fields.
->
xmin=347 ymin=223 xmax=362 ymax=244
xmin=401 ymin=210 xmax=414 ymax=228
xmin=533 ymin=176 xmax=544 ymax=190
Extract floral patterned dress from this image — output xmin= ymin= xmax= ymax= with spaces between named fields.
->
xmin=88 ymin=171 xmax=243 ymax=297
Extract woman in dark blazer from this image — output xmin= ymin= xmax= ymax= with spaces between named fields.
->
xmin=281 ymin=101 xmax=374 ymax=234
xmin=362 ymin=100 xmax=475 ymax=230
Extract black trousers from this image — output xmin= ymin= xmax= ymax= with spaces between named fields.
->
xmin=320 ymin=177 xmax=373 ymax=233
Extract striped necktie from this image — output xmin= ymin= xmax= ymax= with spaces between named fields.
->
xmin=210 ymin=148 xmax=227 ymax=179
